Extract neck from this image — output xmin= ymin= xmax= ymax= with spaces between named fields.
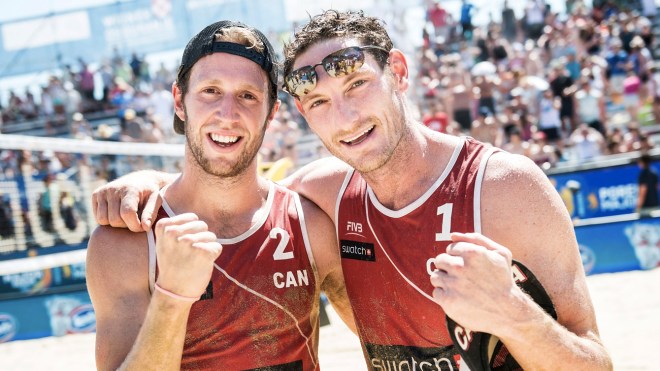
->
xmin=361 ymin=123 xmax=458 ymax=210
xmin=165 ymin=157 xmax=269 ymax=238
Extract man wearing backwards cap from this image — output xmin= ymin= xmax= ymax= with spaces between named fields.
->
xmin=94 ymin=10 xmax=611 ymax=370
xmin=86 ymin=20 xmax=352 ymax=370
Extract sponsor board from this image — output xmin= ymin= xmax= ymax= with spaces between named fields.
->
xmin=0 ymin=313 xmax=17 ymax=343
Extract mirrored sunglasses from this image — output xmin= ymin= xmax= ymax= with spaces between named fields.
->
xmin=284 ymin=45 xmax=390 ymax=98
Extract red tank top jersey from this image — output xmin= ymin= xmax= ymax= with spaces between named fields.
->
xmin=335 ymin=137 xmax=497 ymax=370
xmin=148 ymin=182 xmax=320 ymax=371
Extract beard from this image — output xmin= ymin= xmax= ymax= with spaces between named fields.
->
xmin=184 ymin=106 xmax=267 ymax=178
xmin=323 ymin=91 xmax=408 ymax=174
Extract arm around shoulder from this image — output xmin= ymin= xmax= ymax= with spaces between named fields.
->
xmin=279 ymin=157 xmax=352 ymax=221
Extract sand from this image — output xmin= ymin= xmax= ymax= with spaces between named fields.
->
xmin=1 ymin=268 xmax=658 ymax=370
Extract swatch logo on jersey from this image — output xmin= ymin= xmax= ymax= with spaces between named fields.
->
xmin=340 ymin=240 xmax=376 ymax=262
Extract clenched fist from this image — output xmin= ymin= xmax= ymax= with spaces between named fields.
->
xmin=154 ymin=213 xmax=222 ymax=300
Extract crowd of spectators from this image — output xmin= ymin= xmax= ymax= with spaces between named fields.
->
xmin=1 ymin=0 xmax=660 ymax=173
xmin=416 ymin=0 xmax=660 ymax=168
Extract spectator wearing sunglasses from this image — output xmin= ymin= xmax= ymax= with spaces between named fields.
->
xmin=92 ymin=10 xmax=612 ymax=371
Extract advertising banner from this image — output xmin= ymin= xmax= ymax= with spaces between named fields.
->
xmin=576 ymin=215 xmax=660 ymax=275
xmin=0 ymin=290 xmax=93 ymax=343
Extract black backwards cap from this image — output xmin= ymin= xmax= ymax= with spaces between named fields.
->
xmin=173 ymin=20 xmax=278 ymax=135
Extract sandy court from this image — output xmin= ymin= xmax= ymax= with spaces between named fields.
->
xmin=1 ymin=268 xmax=659 ymax=370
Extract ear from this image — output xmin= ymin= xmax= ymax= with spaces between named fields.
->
xmin=172 ymin=81 xmax=186 ymax=123
xmin=293 ymin=98 xmax=305 ymax=116
xmin=387 ymin=48 xmax=409 ymax=92
xmin=266 ymin=99 xmax=281 ymax=128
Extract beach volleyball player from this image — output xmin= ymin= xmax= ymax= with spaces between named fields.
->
xmin=93 ymin=10 xmax=612 ymax=370
xmin=87 ymin=20 xmax=353 ymax=370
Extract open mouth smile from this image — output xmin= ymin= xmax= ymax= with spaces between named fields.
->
xmin=209 ymin=133 xmax=241 ymax=148
xmin=341 ymin=126 xmax=374 ymax=146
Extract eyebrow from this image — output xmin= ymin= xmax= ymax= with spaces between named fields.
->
xmin=196 ymin=78 xmax=266 ymax=93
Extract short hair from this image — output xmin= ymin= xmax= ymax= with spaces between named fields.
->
xmin=283 ymin=10 xmax=393 ymax=79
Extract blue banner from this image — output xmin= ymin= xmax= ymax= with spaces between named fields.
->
xmin=548 ymin=161 xmax=660 ymax=220
xmin=0 ymin=262 xmax=86 ymax=300
xmin=0 ymin=0 xmax=288 ymax=77
xmin=576 ymin=215 xmax=660 ymax=275
xmin=0 ymin=290 xmax=93 ymax=342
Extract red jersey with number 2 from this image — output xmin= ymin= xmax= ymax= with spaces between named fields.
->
xmin=148 ymin=182 xmax=320 ymax=371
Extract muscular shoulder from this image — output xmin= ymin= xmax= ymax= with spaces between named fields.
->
xmin=480 ymin=152 xmax=574 ymax=260
xmin=279 ymin=156 xmax=352 ymax=221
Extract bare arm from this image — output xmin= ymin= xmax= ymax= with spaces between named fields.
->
xmin=431 ymin=153 xmax=611 ymax=370
xmin=92 ymin=170 xmax=178 ymax=232
xmin=87 ymin=215 xmax=221 ymax=370
xmin=481 ymin=153 xmax=610 ymax=369
xmin=299 ymin=196 xmax=356 ymax=333
xmin=87 ymin=226 xmax=151 ymax=370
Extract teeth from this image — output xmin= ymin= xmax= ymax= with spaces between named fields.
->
xmin=344 ymin=126 xmax=373 ymax=143
xmin=210 ymin=133 xmax=239 ymax=144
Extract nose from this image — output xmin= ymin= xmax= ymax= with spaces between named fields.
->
xmin=214 ymin=95 xmax=239 ymax=124
xmin=333 ymin=95 xmax=361 ymax=129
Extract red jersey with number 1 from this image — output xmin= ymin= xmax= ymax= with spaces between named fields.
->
xmin=335 ymin=136 xmax=497 ymax=370
xmin=148 ymin=182 xmax=320 ymax=371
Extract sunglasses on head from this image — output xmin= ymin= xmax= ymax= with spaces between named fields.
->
xmin=284 ymin=45 xmax=390 ymax=98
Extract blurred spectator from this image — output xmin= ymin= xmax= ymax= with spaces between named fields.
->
xmin=422 ymin=101 xmax=448 ymax=133
xmin=120 ymin=109 xmax=145 ymax=142
xmin=569 ymin=123 xmax=605 ymax=161
xmin=605 ymin=38 xmax=629 ymax=98
xmin=636 ymin=154 xmax=659 ymax=215
xmin=537 ymin=89 xmax=563 ymax=145
xmin=501 ymin=0 xmax=517 ymax=41
xmin=502 ymin=127 xmax=531 ymax=156
xmin=470 ymin=107 xmax=503 ymax=147
xmin=574 ymin=78 xmax=607 ymax=134
xmin=460 ymin=0 xmax=476 ymax=40
xmin=78 ymin=61 xmax=95 ymax=103
xmin=528 ymin=131 xmax=558 ymax=168
xmin=623 ymin=65 xmax=642 ymax=121
xmin=524 ymin=0 xmax=546 ymax=41
xmin=426 ymin=1 xmax=449 ymax=42
xmin=549 ymin=62 xmax=577 ymax=134
xmin=70 ymin=112 xmax=93 ymax=141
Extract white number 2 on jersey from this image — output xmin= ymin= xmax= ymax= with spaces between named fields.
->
xmin=271 ymin=227 xmax=293 ymax=260
xmin=436 ymin=203 xmax=453 ymax=242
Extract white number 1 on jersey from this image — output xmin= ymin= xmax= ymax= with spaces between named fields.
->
xmin=436 ymin=203 xmax=453 ymax=242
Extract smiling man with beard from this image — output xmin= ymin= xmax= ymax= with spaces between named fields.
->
xmin=86 ymin=20 xmax=351 ymax=371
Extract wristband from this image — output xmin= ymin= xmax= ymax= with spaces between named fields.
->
xmin=154 ymin=282 xmax=200 ymax=302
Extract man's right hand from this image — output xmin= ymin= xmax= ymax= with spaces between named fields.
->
xmin=92 ymin=170 xmax=175 ymax=232
xmin=154 ymin=213 xmax=222 ymax=300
